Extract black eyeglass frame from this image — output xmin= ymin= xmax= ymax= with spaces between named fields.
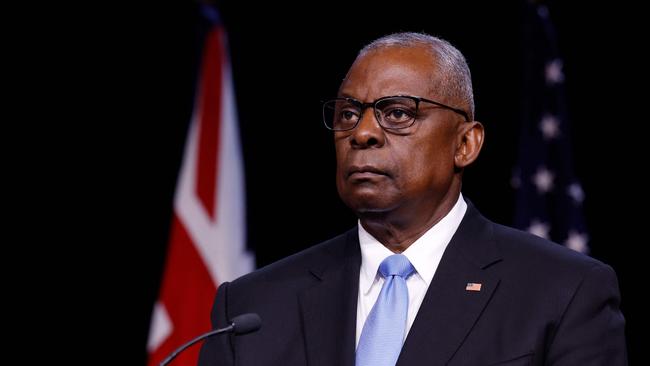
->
xmin=322 ymin=94 xmax=470 ymax=131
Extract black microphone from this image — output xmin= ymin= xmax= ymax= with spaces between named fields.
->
xmin=159 ymin=313 xmax=261 ymax=366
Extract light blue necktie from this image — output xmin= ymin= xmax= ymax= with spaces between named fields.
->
xmin=356 ymin=254 xmax=416 ymax=366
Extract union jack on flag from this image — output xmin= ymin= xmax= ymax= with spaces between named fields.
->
xmin=147 ymin=5 xmax=254 ymax=365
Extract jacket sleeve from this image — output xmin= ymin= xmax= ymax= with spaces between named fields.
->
xmin=198 ymin=282 xmax=234 ymax=366
xmin=546 ymin=264 xmax=627 ymax=365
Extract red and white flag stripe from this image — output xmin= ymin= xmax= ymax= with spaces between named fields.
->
xmin=147 ymin=26 xmax=254 ymax=366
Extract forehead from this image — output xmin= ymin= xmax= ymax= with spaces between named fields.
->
xmin=339 ymin=46 xmax=439 ymax=101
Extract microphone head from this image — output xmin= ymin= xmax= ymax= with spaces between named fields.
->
xmin=230 ymin=313 xmax=262 ymax=335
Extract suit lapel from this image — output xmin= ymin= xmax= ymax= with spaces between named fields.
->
xmin=398 ymin=203 xmax=502 ymax=365
xmin=299 ymin=229 xmax=360 ymax=366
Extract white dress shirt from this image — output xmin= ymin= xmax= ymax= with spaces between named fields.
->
xmin=355 ymin=194 xmax=467 ymax=346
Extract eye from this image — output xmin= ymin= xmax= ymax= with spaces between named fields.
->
xmin=333 ymin=106 xmax=360 ymax=129
xmin=387 ymin=109 xmax=407 ymax=119
xmin=382 ymin=107 xmax=415 ymax=124
xmin=375 ymin=97 xmax=418 ymax=127
xmin=340 ymin=109 xmax=358 ymax=121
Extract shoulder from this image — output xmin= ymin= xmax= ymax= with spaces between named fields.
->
xmin=468 ymin=210 xmax=622 ymax=322
xmin=459 ymin=201 xmax=616 ymax=292
xmin=461 ymin=201 xmax=609 ymax=278
xmin=485 ymin=221 xmax=619 ymax=300
xmin=228 ymin=228 xmax=356 ymax=289
xmin=492 ymin=222 xmax=607 ymax=272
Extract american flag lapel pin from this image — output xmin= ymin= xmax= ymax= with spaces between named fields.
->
xmin=466 ymin=282 xmax=482 ymax=292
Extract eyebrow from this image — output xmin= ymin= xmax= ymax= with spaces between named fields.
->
xmin=337 ymin=92 xmax=357 ymax=99
xmin=337 ymin=92 xmax=420 ymax=101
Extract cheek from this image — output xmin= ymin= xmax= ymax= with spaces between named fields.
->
xmin=398 ymin=136 xmax=455 ymax=184
xmin=334 ymin=142 xmax=348 ymax=187
xmin=334 ymin=143 xmax=345 ymax=169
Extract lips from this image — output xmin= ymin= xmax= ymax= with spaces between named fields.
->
xmin=347 ymin=165 xmax=389 ymax=178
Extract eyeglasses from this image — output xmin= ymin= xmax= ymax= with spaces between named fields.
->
xmin=322 ymin=95 xmax=469 ymax=131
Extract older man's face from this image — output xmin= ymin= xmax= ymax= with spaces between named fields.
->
xmin=335 ymin=46 xmax=464 ymax=216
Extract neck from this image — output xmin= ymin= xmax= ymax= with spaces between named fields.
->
xmin=359 ymin=190 xmax=460 ymax=253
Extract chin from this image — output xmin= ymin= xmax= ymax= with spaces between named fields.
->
xmin=338 ymin=179 xmax=399 ymax=211
xmin=341 ymin=191 xmax=396 ymax=215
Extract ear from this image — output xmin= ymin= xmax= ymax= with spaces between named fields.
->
xmin=454 ymin=121 xmax=484 ymax=168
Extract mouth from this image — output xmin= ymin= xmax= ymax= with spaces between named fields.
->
xmin=347 ymin=165 xmax=389 ymax=179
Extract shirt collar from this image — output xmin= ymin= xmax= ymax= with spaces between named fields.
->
xmin=358 ymin=224 xmax=395 ymax=294
xmin=358 ymin=194 xmax=468 ymax=294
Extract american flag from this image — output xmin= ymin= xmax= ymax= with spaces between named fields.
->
xmin=147 ymin=5 xmax=254 ymax=365
xmin=512 ymin=3 xmax=589 ymax=254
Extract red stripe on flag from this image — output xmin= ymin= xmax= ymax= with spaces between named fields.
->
xmin=195 ymin=28 xmax=224 ymax=220
xmin=147 ymin=215 xmax=218 ymax=366
xmin=148 ymin=19 xmax=252 ymax=365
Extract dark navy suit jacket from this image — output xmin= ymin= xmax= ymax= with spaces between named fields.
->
xmin=198 ymin=203 xmax=627 ymax=365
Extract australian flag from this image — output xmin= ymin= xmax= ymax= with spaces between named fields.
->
xmin=512 ymin=2 xmax=589 ymax=253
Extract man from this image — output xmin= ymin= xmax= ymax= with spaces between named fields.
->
xmin=198 ymin=32 xmax=626 ymax=365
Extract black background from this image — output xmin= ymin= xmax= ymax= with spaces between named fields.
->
xmin=79 ymin=0 xmax=643 ymax=363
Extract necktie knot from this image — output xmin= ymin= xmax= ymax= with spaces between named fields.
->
xmin=378 ymin=254 xmax=415 ymax=279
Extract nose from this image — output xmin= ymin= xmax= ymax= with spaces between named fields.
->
xmin=350 ymin=108 xmax=385 ymax=149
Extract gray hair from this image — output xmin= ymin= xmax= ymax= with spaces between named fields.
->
xmin=359 ymin=32 xmax=475 ymax=121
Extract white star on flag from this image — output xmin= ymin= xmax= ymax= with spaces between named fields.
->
xmin=514 ymin=3 xmax=590 ymax=254
xmin=532 ymin=167 xmax=555 ymax=193
xmin=565 ymin=230 xmax=589 ymax=253
xmin=527 ymin=219 xmax=550 ymax=239
xmin=567 ymin=183 xmax=585 ymax=204
xmin=539 ymin=114 xmax=560 ymax=140
xmin=545 ymin=59 xmax=564 ymax=85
